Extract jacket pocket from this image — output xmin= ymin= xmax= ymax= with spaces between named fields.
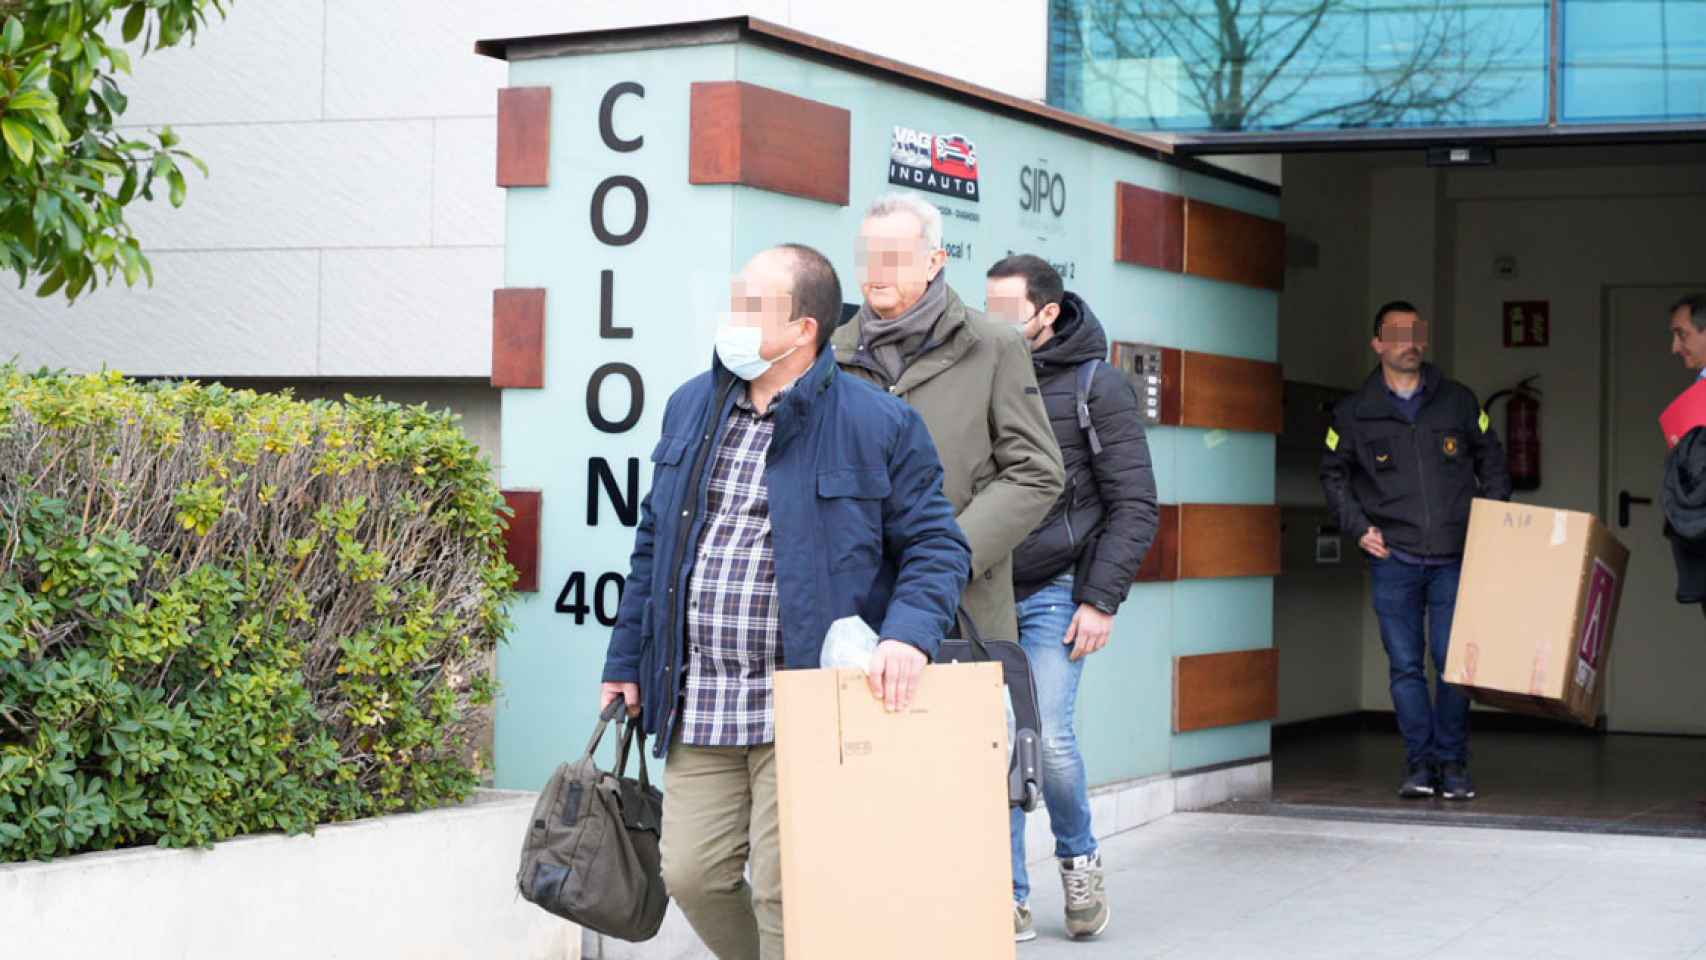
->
xmin=648 ymin=435 xmax=692 ymax=518
xmin=650 ymin=435 xmax=690 ymax=466
xmin=817 ymin=468 xmax=890 ymax=573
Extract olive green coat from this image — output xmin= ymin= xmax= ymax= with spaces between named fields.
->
xmin=834 ymin=285 xmax=1065 ymax=640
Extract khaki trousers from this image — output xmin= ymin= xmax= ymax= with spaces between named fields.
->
xmin=659 ymin=742 xmax=783 ymax=960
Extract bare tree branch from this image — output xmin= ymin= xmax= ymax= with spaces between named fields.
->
xmin=1051 ymin=0 xmax=1536 ymax=131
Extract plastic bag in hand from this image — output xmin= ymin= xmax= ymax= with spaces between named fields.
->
xmin=820 ymin=616 xmax=880 ymax=671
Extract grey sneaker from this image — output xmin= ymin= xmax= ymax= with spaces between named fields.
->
xmin=1014 ymin=901 xmax=1037 ymax=942
xmin=1060 ymin=853 xmax=1110 ymax=940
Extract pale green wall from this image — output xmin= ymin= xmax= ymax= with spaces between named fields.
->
xmin=496 ymin=37 xmax=1279 ymax=791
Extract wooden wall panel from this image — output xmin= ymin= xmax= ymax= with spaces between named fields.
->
xmin=687 ymin=81 xmax=742 ymax=186
xmin=496 ymin=87 xmax=551 ymax=187
xmin=1135 ymin=504 xmax=1180 ymax=582
xmin=1114 ymin=182 xmax=1184 ymax=273
xmin=1159 ymin=346 xmax=1183 ymax=428
xmin=1135 ymin=504 xmax=1280 ymax=583
xmin=491 ymin=288 xmax=546 ymax=389
xmin=690 ymin=81 xmax=850 ymax=206
xmin=1178 ymin=352 xmax=1283 ymax=434
xmin=1174 ymin=648 xmax=1279 ymax=733
xmin=501 ymin=490 xmax=542 ymax=593
xmin=1182 ymin=198 xmax=1285 ymax=291
xmin=1178 ymin=504 xmax=1282 ymax=580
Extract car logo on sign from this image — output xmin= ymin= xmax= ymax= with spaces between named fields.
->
xmin=887 ymin=125 xmax=979 ymax=202
xmin=932 ymin=134 xmax=977 ymax=178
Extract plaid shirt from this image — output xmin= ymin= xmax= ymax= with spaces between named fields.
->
xmin=679 ymin=387 xmax=785 ymax=747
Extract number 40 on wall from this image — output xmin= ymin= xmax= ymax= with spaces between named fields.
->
xmin=556 ymin=571 xmax=624 ymax=627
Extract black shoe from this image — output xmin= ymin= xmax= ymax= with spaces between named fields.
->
xmin=1398 ymin=761 xmax=1437 ymax=799
xmin=1440 ymin=762 xmax=1476 ymax=801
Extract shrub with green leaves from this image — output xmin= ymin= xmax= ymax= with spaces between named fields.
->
xmin=0 ymin=368 xmax=515 ymax=861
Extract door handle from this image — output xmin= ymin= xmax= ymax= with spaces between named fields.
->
xmin=1619 ymin=490 xmax=1653 ymax=528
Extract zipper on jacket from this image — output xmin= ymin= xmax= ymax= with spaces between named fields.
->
xmin=660 ymin=378 xmax=738 ymax=755
xmin=1062 ymin=477 xmax=1078 ymax=548
xmin=1412 ymin=424 xmax=1432 ymax=554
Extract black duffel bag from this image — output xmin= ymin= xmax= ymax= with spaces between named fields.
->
xmin=516 ymin=696 xmax=668 ymax=942
xmin=937 ymin=610 xmax=1045 ymax=812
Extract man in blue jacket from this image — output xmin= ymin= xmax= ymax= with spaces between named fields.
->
xmin=599 ymin=243 xmax=970 ymax=960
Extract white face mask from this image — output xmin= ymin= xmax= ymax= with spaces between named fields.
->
xmin=715 ymin=324 xmax=797 ymax=381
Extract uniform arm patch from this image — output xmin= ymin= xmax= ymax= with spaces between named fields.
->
xmin=1326 ymin=427 xmax=1340 ymax=451
xmin=1478 ymin=410 xmax=1490 ymax=434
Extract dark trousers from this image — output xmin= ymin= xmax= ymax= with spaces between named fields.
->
xmin=1371 ymin=557 xmax=1470 ymax=766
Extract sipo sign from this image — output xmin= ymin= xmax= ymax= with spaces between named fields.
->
xmin=1019 ymin=162 xmax=1065 ymax=218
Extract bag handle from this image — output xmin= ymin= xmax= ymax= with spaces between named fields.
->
xmin=582 ymin=695 xmax=628 ymax=760
xmin=614 ymin=710 xmax=653 ymax=792
xmin=954 ymin=607 xmax=994 ymax=661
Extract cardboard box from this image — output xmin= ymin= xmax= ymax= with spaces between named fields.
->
xmin=1443 ymin=499 xmax=1630 ymax=725
xmin=775 ymin=662 xmax=1013 ymax=960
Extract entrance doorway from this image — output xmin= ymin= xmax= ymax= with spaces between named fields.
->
xmin=1258 ymin=146 xmax=1706 ymax=835
xmin=1605 ymin=284 xmax=1706 ymax=735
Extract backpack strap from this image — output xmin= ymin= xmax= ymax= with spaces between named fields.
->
xmin=1076 ymin=359 xmax=1104 ymax=456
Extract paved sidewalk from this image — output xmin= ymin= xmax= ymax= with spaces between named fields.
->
xmin=1023 ymin=813 xmax=1706 ymax=959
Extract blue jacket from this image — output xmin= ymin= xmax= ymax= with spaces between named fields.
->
xmin=602 ymin=347 xmax=972 ymax=756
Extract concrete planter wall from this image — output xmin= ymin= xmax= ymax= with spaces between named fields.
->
xmin=2 ymin=789 xmax=578 ymax=960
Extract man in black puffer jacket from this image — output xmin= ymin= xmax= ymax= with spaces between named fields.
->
xmin=985 ymin=254 xmax=1157 ymax=943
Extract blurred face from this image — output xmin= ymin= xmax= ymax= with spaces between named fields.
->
xmin=1372 ymin=310 xmax=1428 ymax=373
xmin=728 ymin=250 xmax=814 ymax=362
xmin=857 ymin=211 xmax=947 ymax=319
xmin=1671 ymin=307 xmax=1706 ymax=371
xmin=985 ymin=275 xmax=1060 ymax=349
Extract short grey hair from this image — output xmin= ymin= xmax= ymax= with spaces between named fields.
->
xmin=864 ymin=192 xmax=943 ymax=251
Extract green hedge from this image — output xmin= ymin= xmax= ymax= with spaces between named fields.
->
xmin=0 ymin=369 xmax=515 ymax=861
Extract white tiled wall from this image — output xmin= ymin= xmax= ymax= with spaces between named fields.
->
xmin=0 ymin=0 xmax=1047 ymax=381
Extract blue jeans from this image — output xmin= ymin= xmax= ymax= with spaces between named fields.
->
xmin=1009 ymin=575 xmax=1096 ymax=904
xmin=1371 ymin=557 xmax=1470 ymax=766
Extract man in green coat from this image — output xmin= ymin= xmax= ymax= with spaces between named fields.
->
xmin=834 ymin=192 xmax=1064 ymax=642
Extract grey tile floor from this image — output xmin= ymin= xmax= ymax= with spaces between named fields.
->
xmin=1022 ymin=813 xmax=1706 ymax=959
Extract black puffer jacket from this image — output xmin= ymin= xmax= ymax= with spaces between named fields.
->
xmin=1012 ymin=292 xmax=1159 ymax=612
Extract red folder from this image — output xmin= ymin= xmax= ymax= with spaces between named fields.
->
xmin=1661 ymin=379 xmax=1706 ymax=449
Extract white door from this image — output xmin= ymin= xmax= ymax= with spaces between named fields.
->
xmin=1607 ymin=284 xmax=1706 ymax=734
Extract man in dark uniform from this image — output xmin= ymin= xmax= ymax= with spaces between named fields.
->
xmin=1321 ymin=301 xmax=1512 ymax=802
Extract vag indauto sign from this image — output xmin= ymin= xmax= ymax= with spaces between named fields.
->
xmin=887 ymin=125 xmax=979 ymax=201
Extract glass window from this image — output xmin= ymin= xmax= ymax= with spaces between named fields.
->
xmin=1562 ymin=0 xmax=1706 ymax=123
xmin=1048 ymin=0 xmax=1551 ymax=132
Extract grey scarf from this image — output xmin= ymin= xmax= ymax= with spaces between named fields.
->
xmin=856 ymin=272 xmax=950 ymax=384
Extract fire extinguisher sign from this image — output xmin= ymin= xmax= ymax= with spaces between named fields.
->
xmin=1503 ymin=300 xmax=1551 ymax=348
xmin=1575 ymin=558 xmax=1616 ymax=693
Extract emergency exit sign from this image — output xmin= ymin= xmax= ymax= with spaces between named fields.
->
xmin=1503 ymin=300 xmax=1550 ymax=347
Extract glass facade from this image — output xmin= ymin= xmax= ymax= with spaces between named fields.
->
xmin=1563 ymin=0 xmax=1706 ymax=123
xmin=1050 ymin=0 xmax=1706 ymax=133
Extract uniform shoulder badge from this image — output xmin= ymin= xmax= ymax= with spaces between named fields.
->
xmin=1326 ymin=427 xmax=1340 ymax=451
xmin=1478 ymin=410 xmax=1490 ymax=434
